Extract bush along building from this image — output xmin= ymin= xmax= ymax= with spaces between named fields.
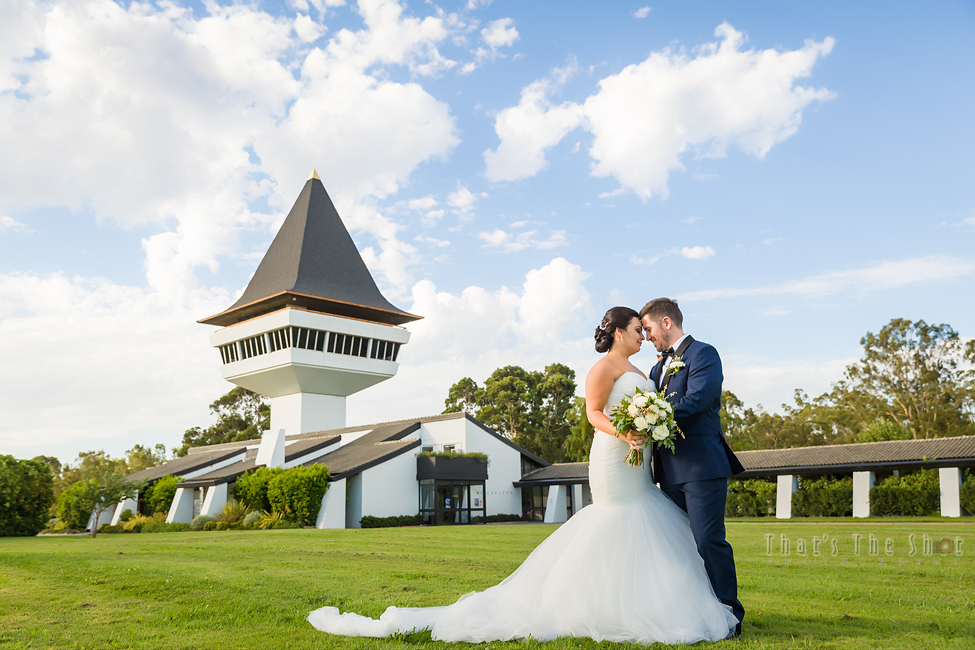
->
xmin=104 ymin=172 xmax=578 ymax=529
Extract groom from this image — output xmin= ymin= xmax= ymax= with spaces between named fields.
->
xmin=640 ymin=298 xmax=745 ymax=637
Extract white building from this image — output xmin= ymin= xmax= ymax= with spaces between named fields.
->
xmin=114 ymin=172 xmax=589 ymax=529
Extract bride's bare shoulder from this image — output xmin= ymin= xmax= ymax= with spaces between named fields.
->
xmin=586 ymin=357 xmax=623 ymax=385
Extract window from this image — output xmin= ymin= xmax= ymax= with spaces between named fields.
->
xmin=419 ymin=479 xmax=487 ymax=525
xmin=220 ymin=326 xmax=401 ymax=364
xmin=521 ymin=486 xmax=548 ymax=522
xmin=443 ymin=444 xmax=456 ymax=453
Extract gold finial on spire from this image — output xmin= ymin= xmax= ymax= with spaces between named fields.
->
xmin=308 ymin=169 xmax=321 ymax=181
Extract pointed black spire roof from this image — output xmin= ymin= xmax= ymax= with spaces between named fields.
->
xmin=199 ymin=172 xmax=420 ymax=327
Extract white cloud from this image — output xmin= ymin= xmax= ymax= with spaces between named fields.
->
xmin=0 ymin=272 xmax=229 ymax=461
xmin=414 ymin=235 xmax=450 ymax=247
xmin=466 ymin=0 xmax=493 ymax=9
xmin=1 ymin=0 xmax=460 ymax=300
xmin=683 ymin=216 xmax=701 ymax=224
xmin=483 ymin=61 xmax=586 ymax=182
xmin=0 ymin=216 xmax=34 ymax=233
xmin=481 ymin=18 xmax=519 ymax=48
xmin=408 ymin=195 xmax=438 ymax=211
xmin=634 ymin=7 xmax=651 ymax=19
xmin=630 ymin=254 xmax=659 ymax=266
xmin=447 ymin=184 xmax=487 ymax=220
xmin=680 ymin=255 xmax=975 ymax=301
xmin=346 ymin=257 xmax=594 ymax=425
xmin=422 ymin=209 xmax=446 ymax=226
xmin=761 ymin=237 xmax=783 ymax=245
xmin=723 ymin=354 xmax=854 ymax=413
xmin=485 ymin=23 xmax=834 ymax=198
xmin=681 ymin=245 xmax=715 ymax=260
xmin=479 ymin=228 xmax=567 ymax=252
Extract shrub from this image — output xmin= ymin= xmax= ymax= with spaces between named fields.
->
xmin=242 ymin=511 xmax=262 ymax=528
xmin=726 ymin=479 xmax=776 ymax=517
xmin=215 ymin=521 xmax=230 ymax=531
xmin=141 ymin=521 xmax=167 ymax=533
xmin=870 ymin=469 xmax=941 ymax=516
xmin=118 ymin=509 xmax=135 ymax=522
xmin=203 ymin=521 xmax=217 ymax=531
xmin=961 ymin=479 xmax=975 ymax=516
xmin=792 ymin=476 xmax=853 ymax=517
xmin=267 ymin=465 xmax=330 ymax=527
xmin=485 ymin=514 xmax=523 ymax=523
xmin=0 ymin=456 xmax=56 ymax=537
xmin=360 ymin=514 xmax=424 ymax=528
xmin=214 ymin=500 xmax=251 ymax=524
xmin=143 ymin=475 xmax=182 ymax=516
xmin=235 ymin=467 xmax=286 ymax=512
xmin=98 ymin=523 xmax=124 ymax=534
xmin=257 ymin=511 xmax=285 ymax=529
xmin=167 ymin=522 xmax=191 ymax=532
xmin=123 ymin=514 xmax=154 ymax=532
xmin=190 ymin=515 xmax=214 ymax=531
xmin=272 ymin=520 xmax=301 ymax=529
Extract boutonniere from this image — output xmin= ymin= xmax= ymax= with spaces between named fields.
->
xmin=668 ymin=356 xmax=685 ymax=376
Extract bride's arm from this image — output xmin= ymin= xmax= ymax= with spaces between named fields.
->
xmin=585 ymin=364 xmax=642 ymax=449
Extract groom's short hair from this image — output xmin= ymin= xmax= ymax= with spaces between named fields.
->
xmin=640 ymin=298 xmax=683 ymax=327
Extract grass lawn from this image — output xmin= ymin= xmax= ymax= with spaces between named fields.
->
xmin=1 ymin=520 xmax=973 ymax=649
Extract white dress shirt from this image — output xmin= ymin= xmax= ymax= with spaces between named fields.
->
xmin=657 ymin=333 xmax=690 ymax=389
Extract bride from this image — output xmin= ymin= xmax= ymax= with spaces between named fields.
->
xmin=308 ymin=306 xmax=738 ymax=644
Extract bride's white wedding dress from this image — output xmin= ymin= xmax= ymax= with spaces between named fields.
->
xmin=308 ymin=372 xmax=737 ymax=644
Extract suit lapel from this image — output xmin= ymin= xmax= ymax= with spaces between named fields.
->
xmin=660 ymin=335 xmax=694 ymax=395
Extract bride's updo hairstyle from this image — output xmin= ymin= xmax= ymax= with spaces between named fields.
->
xmin=594 ymin=306 xmax=640 ymax=353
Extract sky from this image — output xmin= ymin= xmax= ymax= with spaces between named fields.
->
xmin=1 ymin=0 xmax=973 ymax=465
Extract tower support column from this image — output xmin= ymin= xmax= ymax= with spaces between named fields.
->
xmin=271 ymin=393 xmax=346 ymax=435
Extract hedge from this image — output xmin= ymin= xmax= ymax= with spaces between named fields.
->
xmin=360 ymin=514 xmax=424 ymax=528
xmin=792 ymin=476 xmax=853 ymax=517
xmin=267 ymin=465 xmax=331 ymax=527
xmin=143 ymin=475 xmax=182 ymax=516
xmin=960 ymin=479 xmax=975 ymax=516
xmin=726 ymin=479 xmax=776 ymax=518
xmin=56 ymin=480 xmax=94 ymax=530
xmin=0 ymin=455 xmax=55 ymax=536
xmin=870 ymin=469 xmax=940 ymax=517
xmin=235 ymin=467 xmax=286 ymax=512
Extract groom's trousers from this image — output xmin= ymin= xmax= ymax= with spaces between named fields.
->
xmin=658 ymin=476 xmax=745 ymax=630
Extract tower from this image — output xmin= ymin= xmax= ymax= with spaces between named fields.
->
xmin=199 ymin=171 xmax=421 ymax=436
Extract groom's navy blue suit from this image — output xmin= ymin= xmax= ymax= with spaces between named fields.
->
xmin=649 ymin=336 xmax=745 ymax=632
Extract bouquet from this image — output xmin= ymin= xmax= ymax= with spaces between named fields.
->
xmin=610 ymin=387 xmax=683 ymax=467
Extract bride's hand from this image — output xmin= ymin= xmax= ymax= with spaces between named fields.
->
xmin=623 ymin=430 xmax=645 ymax=451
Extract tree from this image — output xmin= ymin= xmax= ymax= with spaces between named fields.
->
xmin=56 ymin=480 xmax=93 ymax=530
xmin=443 ymin=377 xmax=482 ymax=414
xmin=177 ymin=387 xmax=270 ymax=456
xmin=0 ymin=456 xmax=55 ymax=537
xmin=125 ymin=444 xmax=170 ymax=474
xmin=74 ymin=470 xmax=143 ymax=538
xmin=442 ymin=364 xmax=579 ymax=463
xmin=563 ymin=397 xmax=595 ymax=462
xmin=834 ymin=319 xmax=975 ymax=439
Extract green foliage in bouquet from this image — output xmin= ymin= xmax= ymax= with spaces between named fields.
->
xmin=609 ymin=387 xmax=681 ymax=467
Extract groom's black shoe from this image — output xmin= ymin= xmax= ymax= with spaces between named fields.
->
xmin=724 ymin=623 xmax=742 ymax=640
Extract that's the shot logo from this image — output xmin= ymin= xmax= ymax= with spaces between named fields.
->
xmin=764 ymin=532 xmax=965 ymax=566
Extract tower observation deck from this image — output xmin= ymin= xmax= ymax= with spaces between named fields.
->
xmin=198 ymin=171 xmax=421 ymax=436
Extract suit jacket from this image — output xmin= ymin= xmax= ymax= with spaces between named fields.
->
xmin=649 ymin=336 xmax=745 ymax=484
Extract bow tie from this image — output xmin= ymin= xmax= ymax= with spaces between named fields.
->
xmin=662 ymin=348 xmax=675 ymax=357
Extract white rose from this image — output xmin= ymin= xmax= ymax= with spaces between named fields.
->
xmin=633 ymin=416 xmax=648 ymax=430
xmin=627 ymin=404 xmax=640 ymax=417
xmin=646 ymin=413 xmax=658 ymax=425
xmin=652 ymin=425 xmax=669 ymax=441
xmin=633 ymin=394 xmax=649 ymax=408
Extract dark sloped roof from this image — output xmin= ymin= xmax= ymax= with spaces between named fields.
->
xmin=177 ymin=434 xmax=342 ymax=488
xmin=297 ymin=422 xmax=423 ymax=480
xmin=515 ymin=462 xmax=589 ymax=486
xmin=126 ymin=447 xmax=246 ymax=484
xmin=288 ymin=411 xmax=551 ymax=468
xmin=199 ymin=175 xmax=419 ymax=327
xmin=735 ymin=435 xmax=975 ymax=476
